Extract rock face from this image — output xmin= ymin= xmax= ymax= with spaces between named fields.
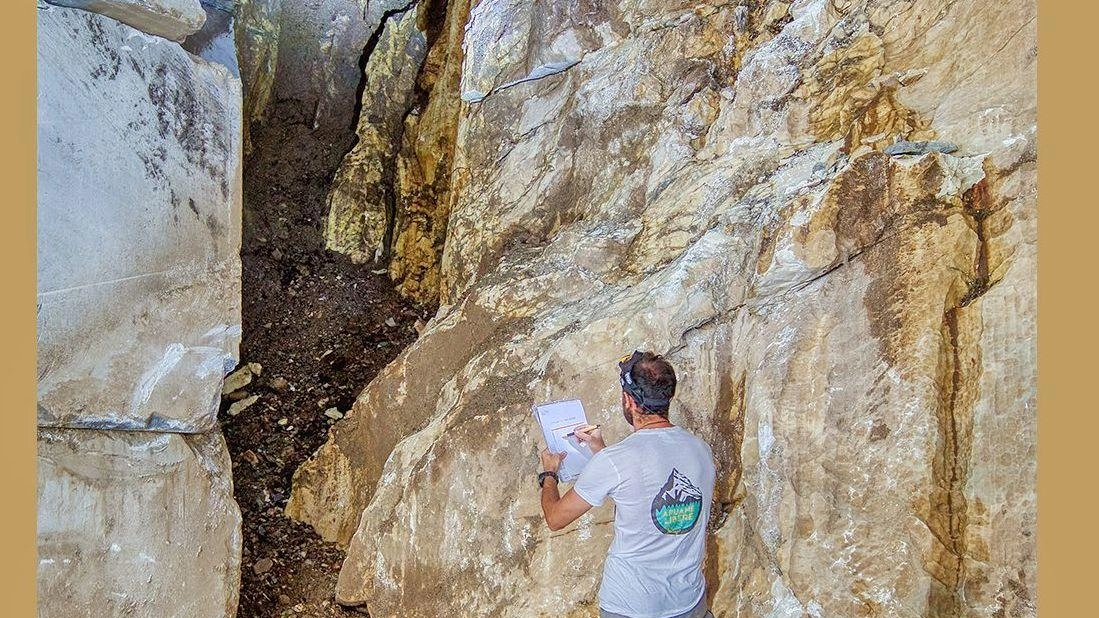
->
xmin=323 ymin=0 xmax=469 ymax=303
xmin=37 ymin=4 xmax=244 ymax=617
xmin=45 ymin=0 xmax=207 ymax=41
xmin=323 ymin=2 xmax=427 ymax=264
xmin=291 ymin=1 xmax=1037 ymax=617
xmin=37 ymin=5 xmax=242 ymax=432
xmin=234 ymin=0 xmax=280 ymax=154
xmin=37 ymin=428 xmax=242 ymax=618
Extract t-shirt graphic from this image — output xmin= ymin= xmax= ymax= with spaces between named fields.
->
xmin=650 ymin=468 xmax=704 ymax=534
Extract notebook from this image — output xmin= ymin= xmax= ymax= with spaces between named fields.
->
xmin=532 ymin=398 xmax=594 ymax=483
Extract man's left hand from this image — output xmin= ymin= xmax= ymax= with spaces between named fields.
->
xmin=540 ymin=449 xmax=566 ymax=473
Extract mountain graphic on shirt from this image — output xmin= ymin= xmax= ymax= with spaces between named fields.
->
xmin=650 ymin=468 xmax=704 ymax=535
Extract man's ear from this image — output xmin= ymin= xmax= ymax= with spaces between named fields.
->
xmin=621 ymin=390 xmax=636 ymax=414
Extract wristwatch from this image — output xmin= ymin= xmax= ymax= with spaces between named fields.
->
xmin=538 ymin=471 xmax=558 ymax=487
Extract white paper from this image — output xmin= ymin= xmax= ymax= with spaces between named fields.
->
xmin=532 ymin=399 xmax=593 ymax=483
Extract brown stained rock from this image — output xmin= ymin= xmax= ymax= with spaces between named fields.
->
xmin=386 ymin=0 xmax=472 ymax=304
xmin=324 ymin=3 xmax=428 ymax=264
xmin=323 ymin=0 xmax=471 ymax=306
xmin=798 ymin=31 xmax=933 ymax=151
xmin=292 ymin=0 xmax=1036 ymax=616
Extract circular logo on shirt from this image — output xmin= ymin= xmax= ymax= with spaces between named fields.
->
xmin=650 ymin=468 xmax=703 ymax=534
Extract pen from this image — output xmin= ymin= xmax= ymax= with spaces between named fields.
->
xmin=564 ymin=424 xmax=601 ymax=439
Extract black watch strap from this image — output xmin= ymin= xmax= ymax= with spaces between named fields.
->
xmin=538 ymin=471 xmax=559 ymax=487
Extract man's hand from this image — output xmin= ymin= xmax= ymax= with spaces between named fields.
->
xmin=573 ymin=425 xmax=606 ymax=454
xmin=537 ymin=448 xmax=593 ymax=531
xmin=540 ymin=449 xmax=566 ymax=473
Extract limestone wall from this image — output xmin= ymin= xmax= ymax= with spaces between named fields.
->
xmin=290 ymin=1 xmax=1037 ymax=617
xmin=37 ymin=1 xmax=243 ymax=615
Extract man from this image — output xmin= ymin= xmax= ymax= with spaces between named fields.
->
xmin=537 ymin=351 xmax=717 ymax=618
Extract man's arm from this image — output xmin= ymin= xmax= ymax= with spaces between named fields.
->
xmin=539 ymin=450 xmax=594 ymax=531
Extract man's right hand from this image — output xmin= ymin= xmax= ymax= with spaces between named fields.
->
xmin=573 ymin=425 xmax=606 ymax=454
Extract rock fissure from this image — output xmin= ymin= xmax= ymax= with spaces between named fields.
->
xmin=461 ymin=58 xmax=583 ymax=104
xmin=219 ymin=2 xmax=445 ymax=615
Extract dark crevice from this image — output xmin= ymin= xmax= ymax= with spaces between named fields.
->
xmin=959 ymin=180 xmax=994 ymax=307
xmin=703 ymin=370 xmax=748 ymax=608
xmin=224 ymin=2 xmax=435 ymax=614
xmin=379 ymin=101 xmax=419 ymax=261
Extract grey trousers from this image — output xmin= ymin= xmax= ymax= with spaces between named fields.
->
xmin=599 ymin=594 xmax=713 ymax=618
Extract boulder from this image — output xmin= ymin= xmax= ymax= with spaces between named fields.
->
xmin=292 ymin=0 xmax=1036 ymax=616
xmin=44 ymin=0 xmax=206 ymax=42
xmin=37 ymin=428 xmax=242 ymax=618
xmin=37 ymin=5 xmax=242 ymax=433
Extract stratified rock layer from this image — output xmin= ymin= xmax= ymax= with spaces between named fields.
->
xmin=37 ymin=5 xmax=242 ymax=433
xmin=291 ymin=0 xmax=1036 ymax=617
xmin=45 ymin=0 xmax=206 ymax=41
xmin=37 ymin=428 xmax=242 ymax=618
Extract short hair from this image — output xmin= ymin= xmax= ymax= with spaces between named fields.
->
xmin=630 ymin=352 xmax=677 ymax=416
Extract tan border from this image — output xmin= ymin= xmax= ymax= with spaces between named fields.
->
xmin=2 ymin=0 xmax=1085 ymax=614
xmin=0 ymin=0 xmax=37 ymax=612
xmin=1038 ymin=0 xmax=1096 ymax=614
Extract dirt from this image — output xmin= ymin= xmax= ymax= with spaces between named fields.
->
xmin=221 ymin=96 xmax=431 ymax=617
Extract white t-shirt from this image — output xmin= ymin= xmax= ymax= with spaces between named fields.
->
xmin=573 ymin=426 xmax=716 ymax=618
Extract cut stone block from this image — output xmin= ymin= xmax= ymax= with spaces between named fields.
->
xmin=37 ymin=427 xmax=242 ymax=618
xmin=37 ymin=6 xmax=243 ymax=432
xmin=44 ymin=0 xmax=207 ymax=42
